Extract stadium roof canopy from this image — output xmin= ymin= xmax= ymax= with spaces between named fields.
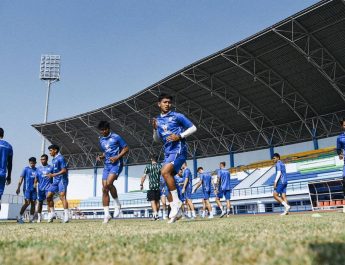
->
xmin=33 ymin=0 xmax=345 ymax=169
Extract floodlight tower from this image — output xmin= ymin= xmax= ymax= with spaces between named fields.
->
xmin=39 ymin=54 xmax=61 ymax=154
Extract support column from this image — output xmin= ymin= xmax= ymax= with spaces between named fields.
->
xmin=312 ymin=128 xmax=319 ymax=150
xmin=124 ymin=161 xmax=129 ymax=193
xmin=193 ymin=152 xmax=198 ymax=178
xmin=229 ymin=148 xmax=234 ymax=168
xmin=93 ymin=162 xmax=98 ymax=197
xmin=269 ymin=145 xmax=274 ymax=158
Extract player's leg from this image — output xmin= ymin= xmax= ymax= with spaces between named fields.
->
xmin=29 ymin=199 xmax=36 ymax=222
xmin=161 ymin=163 xmax=177 ymax=203
xmin=37 ymin=200 xmax=43 ymax=222
xmin=59 ymin=179 xmax=69 ymax=223
xmin=0 ymin=177 xmax=5 ymax=211
xmin=107 ymin=172 xmax=121 ymax=218
xmin=281 ymin=192 xmax=290 ymax=214
xmin=201 ymin=199 xmax=206 ymax=218
xmin=46 ymin=190 xmax=55 ymax=222
xmin=205 ymin=198 xmax=213 ymax=219
xmin=102 ymin=179 xmax=111 ymax=223
xmin=225 ymin=190 xmax=232 ymax=217
xmin=215 ymin=190 xmax=225 ymax=217
xmin=18 ymin=192 xmax=31 ymax=223
xmin=160 ymin=194 xmax=167 ymax=219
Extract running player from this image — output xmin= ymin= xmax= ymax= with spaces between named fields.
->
xmin=46 ymin=144 xmax=70 ymax=223
xmin=140 ymin=154 xmax=162 ymax=220
xmin=272 ymin=153 xmax=291 ymax=215
xmin=181 ymin=162 xmax=196 ymax=219
xmin=16 ymin=157 xmax=39 ymax=223
xmin=193 ymin=167 xmax=214 ymax=219
xmin=0 ymin=128 xmax=13 ymax=211
xmin=174 ymin=169 xmax=189 ymax=218
xmin=214 ymin=162 xmax=232 ymax=218
xmin=36 ymin=154 xmax=53 ymax=223
xmin=97 ymin=121 xmax=129 ymax=223
xmin=153 ymin=93 xmax=197 ymax=223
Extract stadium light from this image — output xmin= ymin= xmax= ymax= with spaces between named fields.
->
xmin=39 ymin=54 xmax=61 ymax=154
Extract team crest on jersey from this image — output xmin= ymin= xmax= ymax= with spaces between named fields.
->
xmin=162 ymin=124 xmax=168 ymax=132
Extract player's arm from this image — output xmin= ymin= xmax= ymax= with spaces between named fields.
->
xmin=167 ymin=114 xmax=197 ymax=142
xmin=109 ymin=145 xmax=129 ymax=163
xmin=140 ymin=175 xmax=147 ymax=190
xmin=97 ymin=152 xmax=105 ymax=161
xmin=193 ymin=180 xmax=202 ymax=193
xmin=6 ymin=154 xmax=12 ymax=185
xmin=336 ymin=137 xmax=343 ymax=160
xmin=182 ymin=177 xmax=188 ymax=194
xmin=152 ymin=118 xmax=161 ymax=142
xmin=16 ymin=176 xmax=24 ymax=195
xmin=273 ymin=171 xmax=281 ymax=190
xmin=46 ymin=167 xmax=67 ymax=178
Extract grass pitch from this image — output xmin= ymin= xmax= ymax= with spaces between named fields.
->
xmin=0 ymin=212 xmax=345 ymax=265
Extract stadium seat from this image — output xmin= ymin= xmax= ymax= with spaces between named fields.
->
xmin=330 ymin=201 xmax=336 ymax=206
xmin=323 ymin=201 xmax=330 ymax=206
xmin=318 ymin=201 xmax=324 ymax=207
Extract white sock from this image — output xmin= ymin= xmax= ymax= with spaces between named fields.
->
xmin=114 ymin=198 xmax=120 ymax=206
xmin=64 ymin=209 xmax=69 ymax=217
xmin=104 ymin=206 xmax=110 ymax=216
xmin=209 ymin=211 xmax=213 ymax=217
xmin=153 ymin=211 xmax=157 ymax=217
xmin=38 ymin=213 xmax=41 ymax=217
xmin=51 ymin=210 xmax=55 ymax=216
xmin=192 ymin=210 xmax=196 ymax=217
xmin=282 ymin=201 xmax=288 ymax=208
xmin=30 ymin=215 xmax=34 ymax=220
xmin=162 ymin=209 xmax=166 ymax=216
xmin=170 ymin=190 xmax=179 ymax=203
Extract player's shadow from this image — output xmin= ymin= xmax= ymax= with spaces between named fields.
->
xmin=309 ymin=242 xmax=345 ymax=265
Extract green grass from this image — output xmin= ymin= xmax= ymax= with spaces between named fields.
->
xmin=1 ymin=212 xmax=345 ymax=265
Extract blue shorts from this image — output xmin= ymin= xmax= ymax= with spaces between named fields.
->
xmin=164 ymin=152 xmax=187 ymax=174
xmin=160 ymin=186 xmax=169 ymax=197
xmin=102 ymin=163 xmax=123 ymax=180
xmin=185 ymin=187 xmax=193 ymax=200
xmin=217 ymin=189 xmax=231 ymax=200
xmin=0 ymin=177 xmax=5 ymax=200
xmin=203 ymin=190 xmax=211 ymax=200
xmin=24 ymin=189 xmax=37 ymax=201
xmin=37 ymin=189 xmax=47 ymax=202
xmin=48 ymin=178 xmax=69 ymax=194
xmin=275 ymin=183 xmax=287 ymax=195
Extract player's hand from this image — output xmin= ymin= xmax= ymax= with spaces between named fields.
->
xmin=339 ymin=154 xmax=344 ymax=160
xmin=152 ymin=118 xmax=158 ymax=130
xmin=273 ymin=182 xmax=277 ymax=190
xmin=16 ymin=188 xmax=20 ymax=195
xmin=46 ymin=173 xmax=54 ymax=178
xmin=167 ymin=134 xmax=181 ymax=142
xmin=109 ymin=156 xmax=118 ymax=163
xmin=5 ymin=177 xmax=11 ymax=185
xmin=140 ymin=185 xmax=143 ymax=191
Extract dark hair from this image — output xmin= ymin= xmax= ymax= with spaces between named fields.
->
xmin=41 ymin=154 xmax=48 ymax=160
xmin=0 ymin=128 xmax=3 ymax=138
xmin=97 ymin=120 xmax=110 ymax=130
xmin=29 ymin=157 xmax=37 ymax=163
xmin=158 ymin=93 xmax=173 ymax=102
xmin=197 ymin=167 xmax=203 ymax=172
xmin=220 ymin=161 xmax=226 ymax=167
xmin=272 ymin=153 xmax=280 ymax=159
xmin=340 ymin=118 xmax=345 ymax=126
xmin=150 ymin=154 xmax=158 ymax=162
xmin=48 ymin=144 xmax=60 ymax=153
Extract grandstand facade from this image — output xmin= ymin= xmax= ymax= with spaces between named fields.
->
xmin=8 ymin=0 xmax=342 ymax=219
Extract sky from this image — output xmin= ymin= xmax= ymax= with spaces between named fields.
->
xmin=0 ymin=0 xmax=319 ymax=195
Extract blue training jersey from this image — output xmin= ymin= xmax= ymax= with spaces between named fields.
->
xmin=99 ymin=132 xmax=127 ymax=165
xmin=174 ymin=174 xmax=185 ymax=192
xmin=0 ymin=139 xmax=13 ymax=177
xmin=156 ymin=111 xmax=193 ymax=155
xmin=37 ymin=165 xmax=53 ymax=191
xmin=52 ymin=154 xmax=68 ymax=184
xmin=200 ymin=173 xmax=212 ymax=192
xmin=183 ymin=167 xmax=193 ymax=191
xmin=21 ymin=166 xmax=38 ymax=192
xmin=160 ymin=176 xmax=167 ymax=190
xmin=218 ymin=168 xmax=231 ymax=191
xmin=275 ymin=160 xmax=287 ymax=184
xmin=336 ymin=132 xmax=345 ymax=163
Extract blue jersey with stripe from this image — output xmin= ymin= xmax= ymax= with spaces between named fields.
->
xmin=337 ymin=132 xmax=345 ymax=163
xmin=99 ymin=132 xmax=127 ymax=165
xmin=183 ymin=167 xmax=193 ymax=191
xmin=156 ymin=111 xmax=193 ymax=155
xmin=21 ymin=166 xmax=38 ymax=191
xmin=218 ymin=168 xmax=231 ymax=191
xmin=200 ymin=173 xmax=212 ymax=192
xmin=37 ymin=165 xmax=53 ymax=191
xmin=0 ymin=139 xmax=13 ymax=177
xmin=275 ymin=160 xmax=287 ymax=184
xmin=174 ymin=174 xmax=185 ymax=192
xmin=52 ymin=154 xmax=68 ymax=184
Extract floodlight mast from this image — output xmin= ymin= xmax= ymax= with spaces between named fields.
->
xmin=39 ymin=54 xmax=60 ymax=154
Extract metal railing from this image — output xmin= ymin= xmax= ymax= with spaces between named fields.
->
xmin=1 ymin=194 xmax=24 ymax=204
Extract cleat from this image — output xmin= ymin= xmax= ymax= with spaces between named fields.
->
xmin=17 ymin=218 xmax=24 ymax=224
xmin=285 ymin=205 xmax=291 ymax=213
xmin=168 ymin=200 xmax=182 ymax=219
xmin=219 ymin=211 xmax=226 ymax=218
xmin=167 ymin=209 xmax=182 ymax=224
xmin=208 ymin=214 xmax=214 ymax=219
xmin=103 ymin=214 xmax=112 ymax=224
xmin=113 ymin=204 xmax=121 ymax=218
xmin=63 ymin=217 xmax=69 ymax=223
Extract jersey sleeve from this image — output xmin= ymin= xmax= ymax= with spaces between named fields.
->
xmin=116 ymin=135 xmax=128 ymax=149
xmin=59 ymin=157 xmax=68 ymax=170
xmin=21 ymin=168 xmax=26 ymax=177
xmin=337 ymin=136 xmax=343 ymax=155
xmin=276 ymin=162 xmax=281 ymax=172
xmin=176 ymin=113 xmax=193 ymax=129
xmin=144 ymin=165 xmax=149 ymax=175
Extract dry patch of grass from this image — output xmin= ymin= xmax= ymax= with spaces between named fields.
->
xmin=1 ymin=212 xmax=345 ymax=265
